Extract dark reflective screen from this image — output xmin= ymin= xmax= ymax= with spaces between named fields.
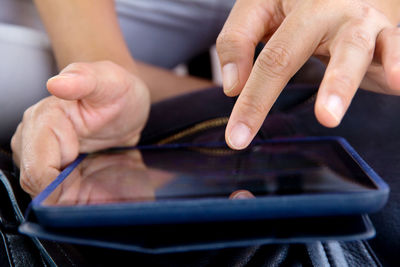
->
xmin=43 ymin=141 xmax=376 ymax=206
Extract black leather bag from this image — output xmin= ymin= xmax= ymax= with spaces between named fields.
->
xmin=1 ymin=85 xmax=399 ymax=266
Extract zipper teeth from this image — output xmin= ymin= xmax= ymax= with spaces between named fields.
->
xmin=191 ymin=147 xmax=238 ymax=156
xmin=154 ymin=91 xmax=317 ymax=154
xmin=157 ymin=117 xmax=229 ymax=145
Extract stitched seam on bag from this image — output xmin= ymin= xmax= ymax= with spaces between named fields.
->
xmin=32 ymin=239 xmax=58 ymax=267
xmin=39 ymin=253 xmax=48 ymax=267
xmin=54 ymin=243 xmax=77 ymax=267
xmin=322 ymin=243 xmax=335 ymax=267
xmin=54 ymin=243 xmax=75 ymax=266
xmin=361 ymin=241 xmax=382 ymax=267
xmin=0 ymin=171 xmax=25 ymax=224
xmin=156 ymin=117 xmax=228 ymax=145
xmin=3 ymin=233 xmax=16 ymax=267
xmin=0 ymin=229 xmax=14 ymax=267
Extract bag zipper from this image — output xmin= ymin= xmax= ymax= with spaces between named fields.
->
xmin=155 ymin=90 xmax=317 ymax=146
xmin=157 ymin=117 xmax=229 ymax=145
xmin=156 ymin=117 xmax=238 ymax=155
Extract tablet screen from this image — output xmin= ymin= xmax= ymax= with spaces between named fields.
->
xmin=42 ymin=140 xmax=377 ymax=206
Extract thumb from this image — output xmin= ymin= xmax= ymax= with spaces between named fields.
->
xmin=47 ymin=61 xmax=134 ymax=108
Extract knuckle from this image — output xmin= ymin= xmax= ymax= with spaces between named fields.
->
xmin=345 ymin=27 xmax=374 ymax=55
xmin=326 ymin=70 xmax=356 ymax=92
xmin=358 ymin=5 xmax=373 ymax=18
xmin=216 ymin=29 xmax=254 ymax=59
xmin=19 ymin=169 xmax=38 ymax=195
xmin=27 ymin=100 xmax=58 ymax=122
xmin=347 ymin=2 xmax=374 ymax=20
xmin=256 ymin=45 xmax=292 ymax=77
xmin=238 ymin=95 xmax=269 ymax=118
xmin=216 ymin=30 xmax=239 ymax=51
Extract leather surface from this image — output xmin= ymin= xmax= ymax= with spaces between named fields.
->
xmin=0 ymin=152 xmax=47 ymax=267
xmin=20 ymin=215 xmax=376 ymax=254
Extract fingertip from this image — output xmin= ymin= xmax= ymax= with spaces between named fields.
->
xmin=226 ymin=122 xmax=252 ymax=150
xmin=47 ymin=62 xmax=98 ymax=100
xmin=223 ymin=88 xmax=240 ymax=97
xmin=314 ymin=95 xmax=343 ymax=128
xmin=47 ymin=73 xmax=81 ymax=99
xmin=378 ymin=27 xmax=400 ymax=93
xmin=48 ymin=72 xmax=96 ymax=101
xmin=386 ymin=64 xmax=400 ymax=92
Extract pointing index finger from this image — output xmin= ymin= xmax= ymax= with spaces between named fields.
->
xmin=226 ymin=12 xmax=324 ymax=149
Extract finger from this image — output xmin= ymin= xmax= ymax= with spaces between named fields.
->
xmin=19 ymin=102 xmax=79 ymax=196
xmin=229 ymin=190 xmax=255 ymax=199
xmin=46 ymin=61 xmax=149 ymax=153
xmin=376 ymin=27 xmax=400 ymax=93
xmin=10 ymin=123 xmax=23 ymax=166
xmin=315 ymin=22 xmax=387 ymax=127
xmin=19 ymin=130 xmax=61 ymax=196
xmin=216 ymin=0 xmax=277 ymax=96
xmin=226 ymin=11 xmax=323 ymax=150
xmin=47 ymin=61 xmax=136 ymax=108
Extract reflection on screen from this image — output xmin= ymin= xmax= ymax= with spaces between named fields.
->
xmin=43 ymin=141 xmax=376 ymax=206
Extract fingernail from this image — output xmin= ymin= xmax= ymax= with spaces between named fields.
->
xmin=325 ymin=94 xmax=344 ymax=124
xmin=222 ymin=63 xmax=238 ymax=93
xmin=48 ymin=72 xmax=77 ymax=83
xmin=228 ymin=122 xmax=251 ymax=149
xmin=58 ymin=71 xmax=79 ymax=78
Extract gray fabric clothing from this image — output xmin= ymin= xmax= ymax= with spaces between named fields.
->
xmin=116 ymin=0 xmax=233 ymax=68
xmin=0 ymin=0 xmax=54 ymax=144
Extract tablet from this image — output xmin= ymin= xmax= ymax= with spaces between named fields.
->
xmin=29 ymin=137 xmax=389 ymax=228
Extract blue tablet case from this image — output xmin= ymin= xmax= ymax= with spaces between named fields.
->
xmin=19 ymin=137 xmax=388 ymax=253
xmin=28 ymin=137 xmax=389 ymax=227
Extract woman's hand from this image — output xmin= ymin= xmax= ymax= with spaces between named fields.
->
xmin=11 ymin=61 xmax=150 ymax=196
xmin=217 ymin=0 xmax=400 ymax=149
